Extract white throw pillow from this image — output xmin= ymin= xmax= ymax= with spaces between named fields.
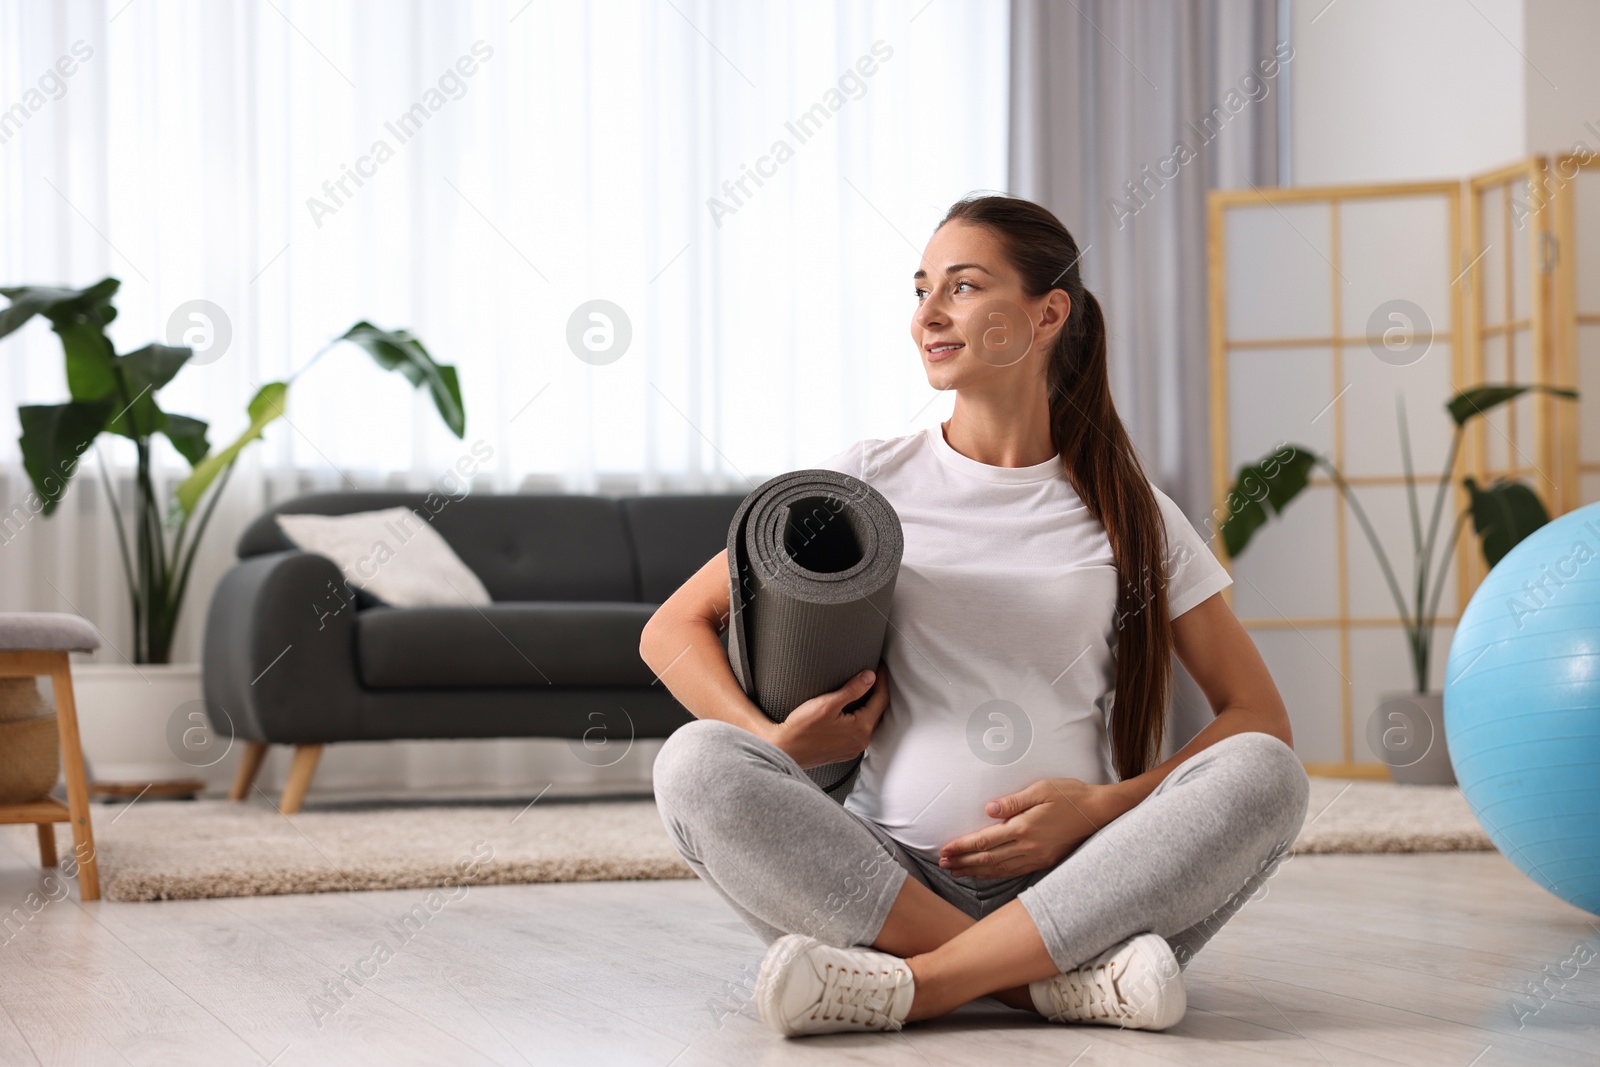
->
xmin=275 ymin=507 xmax=492 ymax=607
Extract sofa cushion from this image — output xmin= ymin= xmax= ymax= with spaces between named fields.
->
xmin=238 ymin=492 xmax=639 ymax=602
xmin=275 ymin=507 xmax=493 ymax=607
xmin=356 ymin=603 xmax=658 ymax=689
xmin=620 ymin=494 xmax=746 ymax=602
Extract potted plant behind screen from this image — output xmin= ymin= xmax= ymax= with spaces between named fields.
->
xmin=1221 ymin=384 xmax=1577 ymax=784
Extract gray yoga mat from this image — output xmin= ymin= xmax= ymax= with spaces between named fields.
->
xmin=725 ymin=469 xmax=903 ymax=802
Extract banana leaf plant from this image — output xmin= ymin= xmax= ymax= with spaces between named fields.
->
xmin=0 ymin=277 xmax=466 ymax=663
xmin=1220 ymin=384 xmax=1578 ymax=693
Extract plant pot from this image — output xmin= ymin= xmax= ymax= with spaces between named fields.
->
xmin=71 ymin=663 xmax=237 ymax=790
xmin=1369 ymin=690 xmax=1456 ymax=786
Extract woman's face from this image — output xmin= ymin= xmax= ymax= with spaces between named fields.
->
xmin=910 ymin=219 xmax=1069 ymax=392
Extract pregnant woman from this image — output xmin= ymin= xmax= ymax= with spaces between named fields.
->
xmin=641 ymin=194 xmax=1309 ymax=1037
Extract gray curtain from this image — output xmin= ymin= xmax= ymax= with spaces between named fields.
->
xmin=1008 ymin=0 xmax=1287 ymax=748
xmin=1009 ymin=0 xmax=1284 ymax=518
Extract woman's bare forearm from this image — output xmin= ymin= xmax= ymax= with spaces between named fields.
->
xmin=640 ymin=614 xmax=775 ymax=739
xmin=1106 ymin=702 xmax=1289 ymax=815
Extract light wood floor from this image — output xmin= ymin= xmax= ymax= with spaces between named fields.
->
xmin=1 ymin=818 xmax=1597 ymax=1066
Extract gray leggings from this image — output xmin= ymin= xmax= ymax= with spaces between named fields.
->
xmin=653 ymin=720 xmax=1310 ymax=973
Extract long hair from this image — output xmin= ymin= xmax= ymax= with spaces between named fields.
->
xmin=939 ymin=194 xmax=1172 ymax=780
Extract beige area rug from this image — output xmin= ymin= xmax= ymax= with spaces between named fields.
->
xmin=4 ymin=778 xmax=1491 ymax=902
xmin=25 ymin=797 xmax=697 ymax=903
xmin=1296 ymin=777 xmax=1493 ymax=854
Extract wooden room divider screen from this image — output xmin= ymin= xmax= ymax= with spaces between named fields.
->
xmin=1208 ymin=152 xmax=1595 ymax=778
xmin=1550 ymin=152 xmax=1600 ymax=511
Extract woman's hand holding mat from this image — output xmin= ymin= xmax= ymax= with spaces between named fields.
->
xmin=763 ymin=663 xmax=890 ymax=770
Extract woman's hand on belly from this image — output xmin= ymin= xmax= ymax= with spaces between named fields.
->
xmin=936 ymin=777 xmax=1130 ymax=878
xmin=768 ymin=662 xmax=890 ymax=770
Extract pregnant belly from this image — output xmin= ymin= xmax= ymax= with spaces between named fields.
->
xmin=846 ymin=710 xmax=1109 ymax=857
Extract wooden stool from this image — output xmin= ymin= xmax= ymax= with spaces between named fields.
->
xmin=0 ymin=613 xmax=102 ymax=901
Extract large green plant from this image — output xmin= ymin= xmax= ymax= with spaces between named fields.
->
xmin=1221 ymin=384 xmax=1577 ymax=693
xmin=0 ymin=278 xmax=466 ymax=663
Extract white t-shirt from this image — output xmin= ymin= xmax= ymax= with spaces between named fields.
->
xmin=817 ymin=424 xmax=1232 ymax=858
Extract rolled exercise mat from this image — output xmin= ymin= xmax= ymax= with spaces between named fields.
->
xmin=725 ymin=469 xmax=903 ymax=802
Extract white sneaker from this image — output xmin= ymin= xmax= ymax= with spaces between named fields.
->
xmin=754 ymin=934 xmax=916 ymax=1036
xmin=1029 ymin=932 xmax=1186 ymax=1031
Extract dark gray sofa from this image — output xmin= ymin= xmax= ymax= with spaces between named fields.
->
xmin=202 ymin=490 xmax=744 ymax=811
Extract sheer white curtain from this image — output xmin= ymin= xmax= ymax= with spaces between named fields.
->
xmin=0 ymin=0 xmax=1010 ymax=667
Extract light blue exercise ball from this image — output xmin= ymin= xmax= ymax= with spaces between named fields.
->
xmin=1444 ymin=500 xmax=1600 ymax=915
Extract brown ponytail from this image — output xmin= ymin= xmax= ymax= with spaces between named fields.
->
xmin=939 ymin=195 xmax=1172 ymax=780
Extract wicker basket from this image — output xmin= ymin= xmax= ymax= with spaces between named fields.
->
xmin=0 ymin=678 xmax=59 ymax=804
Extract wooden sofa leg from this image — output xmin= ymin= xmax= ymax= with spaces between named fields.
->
xmin=230 ymin=741 xmax=269 ymax=801
xmin=37 ymin=823 xmax=57 ymax=868
xmin=279 ymin=744 xmax=323 ymax=815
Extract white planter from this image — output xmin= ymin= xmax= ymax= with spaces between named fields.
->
xmin=1370 ymin=690 xmax=1456 ymax=786
xmin=69 ymin=663 xmax=238 ymax=791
